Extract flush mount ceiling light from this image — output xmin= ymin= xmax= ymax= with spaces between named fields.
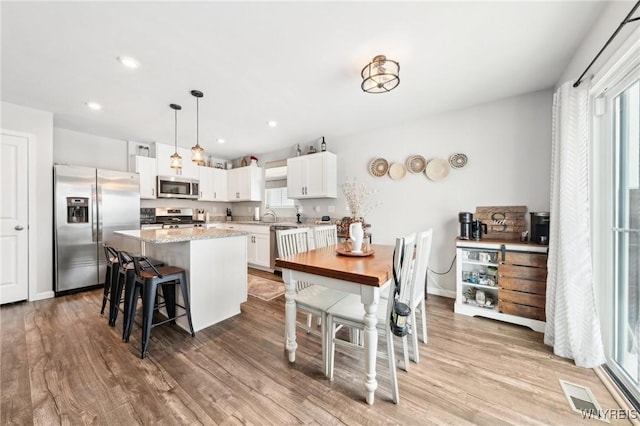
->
xmin=217 ymin=138 xmax=225 ymax=144
xmin=361 ymin=55 xmax=400 ymax=94
xmin=169 ymin=103 xmax=182 ymax=171
xmin=117 ymin=56 xmax=140 ymax=69
xmin=267 ymin=120 xmax=278 ymax=128
xmin=190 ymin=90 xmax=205 ymax=166
xmin=86 ymin=101 xmax=102 ymax=111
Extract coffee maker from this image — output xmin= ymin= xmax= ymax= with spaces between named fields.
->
xmin=458 ymin=212 xmax=473 ymax=240
xmin=530 ymin=212 xmax=550 ymax=244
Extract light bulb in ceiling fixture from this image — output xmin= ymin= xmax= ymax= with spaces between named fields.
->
xmin=86 ymin=102 xmax=102 ymax=111
xmin=217 ymin=138 xmax=225 ymax=144
xmin=117 ymin=56 xmax=140 ymax=69
xmin=267 ymin=120 xmax=278 ymax=127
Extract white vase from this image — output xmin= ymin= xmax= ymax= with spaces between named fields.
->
xmin=349 ymin=221 xmax=364 ymax=253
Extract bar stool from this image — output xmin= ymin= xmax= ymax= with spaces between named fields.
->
xmin=125 ymin=255 xmax=195 ymax=359
xmin=100 ymin=244 xmax=119 ymax=317
xmin=111 ymin=250 xmax=163 ymax=330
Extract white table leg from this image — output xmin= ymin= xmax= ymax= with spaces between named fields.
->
xmin=282 ymin=269 xmax=297 ymax=363
xmin=362 ymin=287 xmax=380 ymax=405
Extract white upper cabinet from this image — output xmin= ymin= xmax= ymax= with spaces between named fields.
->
xmin=155 ymin=142 xmax=199 ymax=180
xmin=228 ymin=166 xmax=263 ymax=201
xmin=199 ymin=166 xmax=228 ymax=201
xmin=287 ymin=151 xmax=337 ymax=199
xmin=129 ymin=155 xmax=157 ymax=199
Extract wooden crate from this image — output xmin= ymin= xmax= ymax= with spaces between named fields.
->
xmin=475 ymin=206 xmax=526 ymax=241
xmin=499 ymin=300 xmax=546 ymax=321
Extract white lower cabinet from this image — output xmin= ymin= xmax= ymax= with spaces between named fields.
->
xmin=217 ymin=224 xmax=271 ymax=268
xmin=241 ymin=225 xmax=270 ymax=268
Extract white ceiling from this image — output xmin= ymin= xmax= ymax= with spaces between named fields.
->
xmin=1 ymin=1 xmax=605 ymax=159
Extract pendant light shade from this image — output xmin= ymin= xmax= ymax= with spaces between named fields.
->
xmin=169 ymin=103 xmax=182 ymax=171
xmin=361 ymin=55 xmax=400 ymax=94
xmin=190 ymin=90 xmax=205 ymax=166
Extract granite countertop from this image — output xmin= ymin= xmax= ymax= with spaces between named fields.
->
xmin=115 ymin=228 xmax=248 ymax=244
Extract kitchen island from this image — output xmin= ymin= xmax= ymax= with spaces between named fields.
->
xmin=114 ymin=228 xmax=248 ymax=332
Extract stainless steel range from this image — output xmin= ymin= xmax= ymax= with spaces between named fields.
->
xmin=141 ymin=207 xmax=205 ymax=229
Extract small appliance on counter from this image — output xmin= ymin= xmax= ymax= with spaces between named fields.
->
xmin=471 ymin=220 xmax=488 ymax=240
xmin=530 ymin=212 xmax=550 ymax=244
xmin=226 ymin=208 xmax=233 ymax=221
xmin=458 ymin=212 xmax=473 ymax=239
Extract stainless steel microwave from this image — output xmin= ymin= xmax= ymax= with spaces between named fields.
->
xmin=157 ymin=175 xmax=199 ymax=199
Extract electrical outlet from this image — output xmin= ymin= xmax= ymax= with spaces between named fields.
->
xmin=328 ymin=205 xmax=335 ymax=213
xmin=211 ymin=207 xmax=217 ymax=213
xmin=314 ymin=206 xmax=320 ymax=213
xmin=247 ymin=207 xmax=252 ymax=213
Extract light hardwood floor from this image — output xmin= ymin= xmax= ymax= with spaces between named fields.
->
xmin=1 ymin=272 xmax=626 ymax=425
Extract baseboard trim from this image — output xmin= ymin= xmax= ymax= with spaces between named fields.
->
xmin=427 ymin=287 xmax=455 ymax=299
xmin=29 ymin=291 xmax=54 ymax=302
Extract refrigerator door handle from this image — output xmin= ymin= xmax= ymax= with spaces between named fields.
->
xmin=91 ymin=185 xmax=98 ymax=242
xmin=96 ymin=183 xmax=103 ymax=242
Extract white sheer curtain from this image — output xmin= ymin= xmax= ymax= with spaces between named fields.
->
xmin=544 ymin=81 xmax=606 ymax=368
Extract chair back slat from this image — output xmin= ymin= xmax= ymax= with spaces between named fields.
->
xmin=276 ymin=227 xmax=310 ymax=258
xmin=313 ymin=225 xmax=338 ymax=249
xmin=276 ymin=227 xmax=311 ymax=291
xmin=386 ymin=233 xmax=416 ymax=319
xmin=409 ymin=229 xmax=433 ymax=305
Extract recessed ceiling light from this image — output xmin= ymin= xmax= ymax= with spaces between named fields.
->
xmin=86 ymin=102 xmax=102 ymax=111
xmin=217 ymin=138 xmax=225 ymax=144
xmin=267 ymin=120 xmax=278 ymax=128
xmin=117 ymin=56 xmax=140 ymax=69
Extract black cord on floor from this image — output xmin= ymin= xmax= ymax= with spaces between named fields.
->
xmin=428 ymin=254 xmax=457 ymax=275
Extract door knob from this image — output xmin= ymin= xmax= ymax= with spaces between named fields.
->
xmin=15 ymin=225 xmax=24 ymax=231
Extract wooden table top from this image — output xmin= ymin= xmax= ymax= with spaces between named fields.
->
xmin=275 ymin=244 xmax=394 ymax=287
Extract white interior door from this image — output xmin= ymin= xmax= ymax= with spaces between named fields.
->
xmin=0 ymin=132 xmax=29 ymax=304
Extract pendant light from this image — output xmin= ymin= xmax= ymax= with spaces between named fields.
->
xmin=169 ymin=103 xmax=182 ymax=171
xmin=190 ymin=90 xmax=205 ymax=165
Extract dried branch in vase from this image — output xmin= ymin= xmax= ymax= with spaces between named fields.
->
xmin=340 ymin=178 xmax=381 ymax=219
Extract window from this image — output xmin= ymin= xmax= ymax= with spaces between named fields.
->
xmin=592 ymin=35 xmax=640 ymax=406
xmin=264 ymin=160 xmax=294 ymax=208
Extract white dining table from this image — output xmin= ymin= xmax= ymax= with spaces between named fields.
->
xmin=275 ymin=244 xmax=394 ymax=405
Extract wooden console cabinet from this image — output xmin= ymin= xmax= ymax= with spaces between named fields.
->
xmin=455 ymin=239 xmax=548 ymax=332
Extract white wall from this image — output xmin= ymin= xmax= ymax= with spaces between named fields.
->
xmin=557 ymin=1 xmax=637 ymax=86
xmin=260 ymin=89 xmax=553 ymax=296
xmin=54 ymin=128 xmax=128 ymax=171
xmin=1 ymin=102 xmax=54 ymax=300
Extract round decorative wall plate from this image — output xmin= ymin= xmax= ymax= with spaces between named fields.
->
xmin=388 ymin=162 xmax=407 ymax=180
xmin=449 ymin=153 xmax=468 ymax=169
xmin=405 ymin=155 xmax=427 ymax=174
xmin=369 ymin=158 xmax=389 ymax=177
xmin=425 ymin=158 xmax=451 ymax=181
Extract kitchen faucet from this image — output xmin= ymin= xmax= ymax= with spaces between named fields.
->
xmin=263 ymin=209 xmax=277 ymax=223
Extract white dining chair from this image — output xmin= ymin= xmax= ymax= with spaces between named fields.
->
xmin=326 ymin=233 xmax=416 ymax=404
xmin=402 ymin=228 xmax=433 ymax=368
xmin=276 ymin=228 xmax=348 ymax=371
xmin=313 ymin=224 xmax=338 ymax=249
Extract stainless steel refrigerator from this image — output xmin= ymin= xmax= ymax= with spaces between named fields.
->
xmin=54 ymin=165 xmax=140 ymax=294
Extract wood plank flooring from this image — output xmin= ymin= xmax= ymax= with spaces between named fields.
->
xmin=1 ymin=271 xmax=626 ymax=425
